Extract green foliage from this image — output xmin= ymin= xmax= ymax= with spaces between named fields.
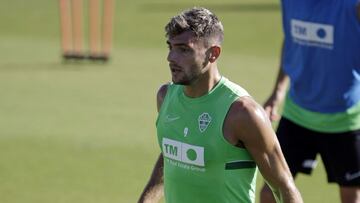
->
xmin=0 ymin=0 xmax=339 ymax=202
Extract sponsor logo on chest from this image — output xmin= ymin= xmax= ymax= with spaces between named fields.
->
xmin=291 ymin=19 xmax=334 ymax=49
xmin=162 ymin=138 xmax=205 ymax=167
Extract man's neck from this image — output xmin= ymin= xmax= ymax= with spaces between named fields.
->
xmin=183 ymin=68 xmax=221 ymax=98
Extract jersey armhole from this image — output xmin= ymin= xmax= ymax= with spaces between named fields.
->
xmin=156 ymin=83 xmax=172 ymax=126
xmin=219 ymin=95 xmax=251 ymax=151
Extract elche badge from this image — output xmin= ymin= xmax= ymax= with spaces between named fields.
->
xmin=198 ymin=112 xmax=212 ymax=133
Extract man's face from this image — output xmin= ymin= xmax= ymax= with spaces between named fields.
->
xmin=166 ymin=31 xmax=210 ymax=85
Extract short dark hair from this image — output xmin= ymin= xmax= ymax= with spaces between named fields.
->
xmin=165 ymin=7 xmax=224 ymax=45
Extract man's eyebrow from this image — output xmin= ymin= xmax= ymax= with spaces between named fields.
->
xmin=166 ymin=41 xmax=190 ymax=47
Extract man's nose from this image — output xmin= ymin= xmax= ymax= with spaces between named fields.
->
xmin=167 ymin=50 xmax=175 ymax=63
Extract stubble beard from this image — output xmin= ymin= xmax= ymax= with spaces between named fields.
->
xmin=172 ymin=66 xmax=202 ymax=86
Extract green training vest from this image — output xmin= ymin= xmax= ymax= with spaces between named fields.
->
xmin=156 ymin=77 xmax=258 ymax=203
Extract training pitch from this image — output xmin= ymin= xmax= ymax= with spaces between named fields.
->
xmin=0 ymin=0 xmax=339 ymax=202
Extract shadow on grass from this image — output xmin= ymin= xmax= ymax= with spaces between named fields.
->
xmin=139 ymin=3 xmax=280 ymax=13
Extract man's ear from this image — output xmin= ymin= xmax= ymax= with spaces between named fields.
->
xmin=209 ymin=46 xmax=221 ymax=63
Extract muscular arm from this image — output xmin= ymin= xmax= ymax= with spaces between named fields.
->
xmin=226 ymin=97 xmax=302 ymax=203
xmin=138 ymin=84 xmax=168 ymax=203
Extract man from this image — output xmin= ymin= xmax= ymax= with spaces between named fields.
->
xmin=138 ymin=7 xmax=303 ymax=203
xmin=260 ymin=1 xmax=360 ymax=203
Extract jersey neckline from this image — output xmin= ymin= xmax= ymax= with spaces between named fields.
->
xmin=180 ymin=76 xmax=226 ymax=104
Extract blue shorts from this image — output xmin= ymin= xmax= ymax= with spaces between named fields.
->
xmin=277 ymin=117 xmax=360 ymax=186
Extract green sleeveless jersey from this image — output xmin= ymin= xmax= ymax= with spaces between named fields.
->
xmin=156 ymin=77 xmax=258 ymax=203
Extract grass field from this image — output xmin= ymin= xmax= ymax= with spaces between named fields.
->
xmin=0 ymin=0 xmax=339 ymax=202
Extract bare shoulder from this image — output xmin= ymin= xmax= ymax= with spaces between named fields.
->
xmin=157 ymin=83 xmax=170 ymax=111
xmin=228 ymin=96 xmax=268 ymax=124
xmin=226 ymin=96 xmax=273 ymax=141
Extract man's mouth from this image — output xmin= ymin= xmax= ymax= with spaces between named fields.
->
xmin=170 ymin=64 xmax=182 ymax=73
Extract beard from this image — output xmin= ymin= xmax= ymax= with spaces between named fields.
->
xmin=171 ymin=65 xmax=202 ymax=85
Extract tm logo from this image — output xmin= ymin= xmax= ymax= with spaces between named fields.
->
xmin=164 ymin=143 xmax=178 ymax=156
xmin=294 ymin=25 xmax=327 ymax=39
xmin=291 ymin=19 xmax=334 ymax=49
xmin=164 ymin=144 xmax=197 ymax=161
xmin=162 ymin=138 xmax=204 ymax=166
xmin=294 ymin=24 xmax=306 ymax=35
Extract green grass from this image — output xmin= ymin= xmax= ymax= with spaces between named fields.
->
xmin=0 ymin=0 xmax=339 ymax=202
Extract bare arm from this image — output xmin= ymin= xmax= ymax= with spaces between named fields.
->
xmin=138 ymin=84 xmax=169 ymax=203
xmin=138 ymin=154 xmax=164 ymax=203
xmin=264 ymin=40 xmax=289 ymax=121
xmin=228 ymin=97 xmax=302 ymax=203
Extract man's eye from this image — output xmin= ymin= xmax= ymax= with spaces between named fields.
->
xmin=179 ymin=47 xmax=189 ymax=52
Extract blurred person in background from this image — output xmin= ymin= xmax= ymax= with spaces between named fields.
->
xmin=260 ymin=1 xmax=360 ymax=203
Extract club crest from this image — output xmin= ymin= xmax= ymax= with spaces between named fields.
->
xmin=198 ymin=113 xmax=212 ymax=133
